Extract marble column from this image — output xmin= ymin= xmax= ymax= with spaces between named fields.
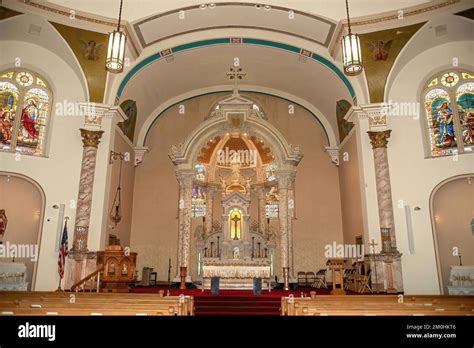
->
xmin=367 ymin=130 xmax=398 ymax=252
xmin=177 ymin=172 xmax=194 ymax=288
xmin=175 ymin=183 xmax=184 ymax=280
xmin=204 ymin=186 xmax=215 ymax=236
xmin=288 ymin=180 xmax=295 ymax=279
xmin=257 ymin=186 xmax=266 ymax=235
xmin=72 ymin=129 xmax=104 ymax=253
xmin=278 ymin=174 xmax=290 ymax=290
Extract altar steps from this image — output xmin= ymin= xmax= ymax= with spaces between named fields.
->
xmin=194 ymin=296 xmax=281 ymax=316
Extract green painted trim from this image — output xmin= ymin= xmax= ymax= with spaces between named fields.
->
xmin=117 ymin=37 xmax=356 ymax=100
xmin=143 ymin=90 xmax=330 ymax=146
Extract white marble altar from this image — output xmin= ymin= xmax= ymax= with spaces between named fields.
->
xmin=0 ymin=262 xmax=28 ymax=291
xmin=448 ymin=265 xmax=474 ymax=295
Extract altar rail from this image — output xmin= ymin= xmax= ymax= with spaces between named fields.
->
xmin=0 ymin=291 xmax=194 ymax=316
xmin=281 ymin=295 xmax=474 ymax=316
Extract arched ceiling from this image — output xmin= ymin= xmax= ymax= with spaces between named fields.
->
xmin=118 ymin=40 xmax=355 ymax=146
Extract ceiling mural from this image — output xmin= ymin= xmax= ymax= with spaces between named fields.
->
xmin=360 ymin=22 xmax=425 ymax=103
xmin=0 ymin=5 xmax=22 ymax=20
xmin=336 ymin=99 xmax=354 ymax=143
xmin=118 ymin=100 xmax=138 ymax=143
xmin=51 ymin=22 xmax=108 ymax=103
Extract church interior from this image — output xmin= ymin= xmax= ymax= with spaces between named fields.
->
xmin=0 ymin=0 xmax=473 ymax=338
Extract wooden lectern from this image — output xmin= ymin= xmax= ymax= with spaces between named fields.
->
xmin=96 ymin=246 xmax=137 ymax=292
xmin=327 ymin=258 xmax=346 ymax=295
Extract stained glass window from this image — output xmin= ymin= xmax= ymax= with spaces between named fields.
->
xmin=265 ymin=186 xmax=279 ymax=218
xmin=191 ymin=185 xmax=206 ymax=217
xmin=0 ymin=81 xmax=19 ymax=152
xmin=456 ymin=82 xmax=474 ymax=152
xmin=194 ymin=163 xmax=206 ymax=181
xmin=265 ymin=164 xmax=277 ymax=182
xmin=0 ymin=69 xmax=52 ymax=156
xmin=423 ymin=70 xmax=474 ymax=157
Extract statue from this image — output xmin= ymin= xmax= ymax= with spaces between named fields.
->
xmin=0 ymin=209 xmax=7 ymax=243
xmin=232 ymin=246 xmax=240 ymax=259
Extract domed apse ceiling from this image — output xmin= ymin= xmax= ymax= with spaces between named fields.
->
xmin=118 ymin=41 xmax=355 ymax=145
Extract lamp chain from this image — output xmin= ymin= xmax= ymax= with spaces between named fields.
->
xmin=345 ymin=0 xmax=352 ymax=35
xmin=117 ymin=0 xmax=124 ymax=31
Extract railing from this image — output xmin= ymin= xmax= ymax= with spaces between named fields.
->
xmin=71 ymin=266 xmax=103 ymax=292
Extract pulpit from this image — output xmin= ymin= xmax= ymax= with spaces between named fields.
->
xmin=327 ymin=258 xmax=346 ymax=295
xmin=96 ymin=245 xmax=137 ymax=292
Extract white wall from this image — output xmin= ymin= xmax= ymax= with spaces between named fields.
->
xmin=0 ymin=40 xmax=91 ymax=290
xmin=385 ymin=40 xmax=474 ymax=294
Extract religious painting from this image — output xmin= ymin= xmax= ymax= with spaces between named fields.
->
xmin=51 ymin=22 xmax=108 ymax=103
xmin=0 ymin=81 xmax=18 ymax=151
xmin=16 ymin=87 xmax=50 ymax=155
xmin=0 ymin=70 xmax=52 ymax=156
xmin=423 ymin=70 xmax=474 ymax=157
xmin=118 ymin=99 xmax=137 ymax=142
xmin=456 ymin=82 xmax=474 ymax=152
xmin=360 ymin=23 xmax=425 ymax=102
xmin=424 ymin=89 xmax=457 ymax=156
xmin=336 ymin=99 xmax=354 ymax=142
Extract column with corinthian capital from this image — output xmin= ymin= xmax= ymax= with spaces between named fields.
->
xmin=367 ymin=129 xmax=402 ymax=293
xmin=367 ymin=130 xmax=397 ymax=252
xmin=257 ymin=185 xmax=266 ymax=235
xmin=288 ymin=179 xmax=295 ymax=280
xmin=204 ymin=186 xmax=215 ymax=237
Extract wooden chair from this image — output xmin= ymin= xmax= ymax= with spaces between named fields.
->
xmin=306 ymin=272 xmax=316 ymax=287
xmin=311 ymin=269 xmax=327 ymax=289
xmin=357 ymin=269 xmax=373 ymax=293
xmin=297 ymin=272 xmax=307 ymax=287
xmin=344 ymin=269 xmax=356 ymax=291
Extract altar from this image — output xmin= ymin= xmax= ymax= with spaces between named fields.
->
xmin=202 ymin=259 xmax=271 ymax=289
xmin=0 ymin=262 xmax=28 ymax=291
xmin=448 ymin=265 xmax=474 ymax=295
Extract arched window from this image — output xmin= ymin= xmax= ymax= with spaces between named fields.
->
xmin=0 ymin=69 xmax=52 ymax=157
xmin=423 ymin=70 xmax=474 ymax=157
xmin=191 ymin=185 xmax=206 ymax=217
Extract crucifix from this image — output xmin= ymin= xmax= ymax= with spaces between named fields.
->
xmin=231 ymin=214 xmax=240 ymax=240
xmin=226 ymin=64 xmax=246 ymax=91
xmin=369 ymin=239 xmax=379 ymax=293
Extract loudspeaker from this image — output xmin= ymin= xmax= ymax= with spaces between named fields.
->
xmin=253 ymin=277 xmax=262 ymax=295
xmin=211 ymin=277 xmax=220 ymax=294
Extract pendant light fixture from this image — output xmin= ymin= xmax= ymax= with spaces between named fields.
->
xmin=106 ymin=0 xmax=126 ymax=73
xmin=341 ymin=0 xmax=363 ymax=76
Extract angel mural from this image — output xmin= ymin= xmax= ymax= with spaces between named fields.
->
xmin=79 ymin=40 xmax=104 ymax=61
xmin=367 ymin=40 xmax=393 ymax=61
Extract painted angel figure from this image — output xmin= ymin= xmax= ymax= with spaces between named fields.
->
xmin=367 ymin=40 xmax=393 ymax=61
xmin=80 ymin=40 xmax=104 ymax=61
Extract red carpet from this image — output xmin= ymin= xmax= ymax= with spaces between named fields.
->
xmin=130 ymin=286 xmax=331 ymax=316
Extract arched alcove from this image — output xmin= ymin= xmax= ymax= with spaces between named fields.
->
xmin=430 ymin=174 xmax=474 ymax=294
xmin=0 ymin=172 xmax=45 ymax=290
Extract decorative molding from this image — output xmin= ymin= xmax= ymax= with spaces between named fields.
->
xmin=134 ymin=146 xmax=149 ymax=167
xmin=325 ymin=146 xmax=340 ymax=166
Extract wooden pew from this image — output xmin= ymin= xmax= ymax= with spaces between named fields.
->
xmin=0 ymin=291 xmax=194 ymax=316
xmin=281 ymin=295 xmax=474 ymax=316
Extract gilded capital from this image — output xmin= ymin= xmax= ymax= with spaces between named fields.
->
xmin=80 ymin=128 xmax=104 ymax=148
xmin=367 ymin=130 xmax=392 ymax=149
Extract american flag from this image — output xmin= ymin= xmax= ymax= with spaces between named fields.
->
xmin=58 ymin=221 xmax=68 ymax=278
